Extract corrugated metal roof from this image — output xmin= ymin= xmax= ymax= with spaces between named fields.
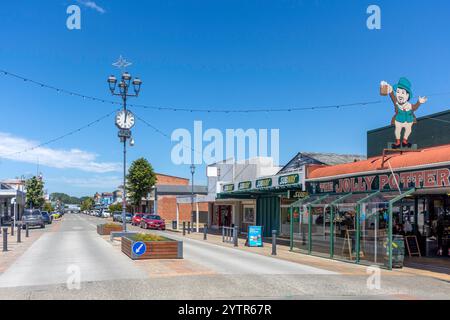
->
xmin=308 ymin=144 xmax=450 ymax=179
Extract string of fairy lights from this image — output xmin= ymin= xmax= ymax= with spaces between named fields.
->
xmin=0 ymin=109 xmax=119 ymax=158
xmin=0 ymin=68 xmax=449 ymax=159
xmin=0 ymin=69 xmax=385 ymax=113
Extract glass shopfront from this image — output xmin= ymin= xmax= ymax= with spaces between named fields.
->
xmin=289 ymin=191 xmax=415 ymax=269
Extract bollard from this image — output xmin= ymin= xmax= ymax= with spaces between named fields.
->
xmin=233 ymin=226 xmax=239 ymax=247
xmin=17 ymin=224 xmax=21 ymax=243
xmin=272 ymin=230 xmax=277 ymax=255
xmin=25 ymin=224 xmax=29 ymax=238
xmin=3 ymin=228 xmax=7 ymax=252
xmin=222 ymin=226 xmax=225 ymax=242
xmin=187 ymin=222 xmax=191 ymax=234
xmin=183 ymin=221 xmax=186 ymax=236
xmin=203 ymin=224 xmax=207 ymax=240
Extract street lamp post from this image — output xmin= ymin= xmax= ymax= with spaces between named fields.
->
xmin=107 ymin=66 xmax=142 ymax=232
xmin=190 ymin=164 xmax=196 ymax=232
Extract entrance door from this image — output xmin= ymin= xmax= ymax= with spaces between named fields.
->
xmin=218 ymin=205 xmax=232 ymax=227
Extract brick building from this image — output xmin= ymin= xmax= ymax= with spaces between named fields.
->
xmin=142 ymin=173 xmax=208 ymax=223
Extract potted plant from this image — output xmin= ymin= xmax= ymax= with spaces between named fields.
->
xmin=97 ymin=222 xmax=123 ymax=235
xmin=121 ymin=233 xmax=183 ymax=260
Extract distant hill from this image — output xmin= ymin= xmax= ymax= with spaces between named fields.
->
xmin=50 ymin=193 xmax=89 ymax=205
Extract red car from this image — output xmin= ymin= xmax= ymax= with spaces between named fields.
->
xmin=131 ymin=213 xmax=144 ymax=226
xmin=140 ymin=214 xmax=166 ymax=230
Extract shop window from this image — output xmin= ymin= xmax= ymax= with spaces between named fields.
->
xmin=243 ymin=206 xmax=255 ymax=224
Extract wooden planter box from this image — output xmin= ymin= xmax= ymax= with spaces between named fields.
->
xmin=121 ymin=235 xmax=183 ymax=260
xmin=97 ymin=224 xmax=122 ymax=235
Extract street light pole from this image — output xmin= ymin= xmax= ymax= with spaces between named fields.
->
xmin=190 ymin=164 xmax=195 ymax=232
xmin=107 ymin=58 xmax=142 ymax=232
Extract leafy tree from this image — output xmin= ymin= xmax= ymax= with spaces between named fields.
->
xmin=81 ymin=198 xmax=94 ymax=211
xmin=127 ymin=158 xmax=157 ymax=212
xmin=26 ymin=177 xmax=45 ymax=209
xmin=42 ymin=202 xmax=54 ymax=212
xmin=109 ymin=203 xmax=133 ymax=213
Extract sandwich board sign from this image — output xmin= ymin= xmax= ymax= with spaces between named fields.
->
xmin=248 ymin=226 xmax=263 ymax=247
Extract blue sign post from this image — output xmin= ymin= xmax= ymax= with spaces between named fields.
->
xmin=132 ymin=241 xmax=146 ymax=257
xmin=248 ymin=226 xmax=263 ymax=247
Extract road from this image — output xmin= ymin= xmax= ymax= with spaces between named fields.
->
xmin=0 ymin=214 xmax=449 ymax=300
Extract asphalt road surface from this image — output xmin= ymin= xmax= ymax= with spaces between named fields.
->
xmin=0 ymin=214 xmax=449 ymax=300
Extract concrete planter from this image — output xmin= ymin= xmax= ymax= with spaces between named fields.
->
xmin=97 ymin=223 xmax=122 ymax=235
xmin=121 ymin=235 xmax=183 ymax=260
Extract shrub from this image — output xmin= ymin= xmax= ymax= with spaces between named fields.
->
xmin=132 ymin=233 xmax=170 ymax=242
xmin=103 ymin=223 xmax=121 ymax=228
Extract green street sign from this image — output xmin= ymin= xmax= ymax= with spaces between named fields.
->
xmin=256 ymin=178 xmax=272 ymax=188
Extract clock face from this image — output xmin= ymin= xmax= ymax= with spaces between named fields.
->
xmin=115 ymin=110 xmax=135 ymax=129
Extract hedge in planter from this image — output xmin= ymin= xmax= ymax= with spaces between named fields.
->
xmin=121 ymin=233 xmax=183 ymax=260
xmin=97 ymin=223 xmax=123 ymax=235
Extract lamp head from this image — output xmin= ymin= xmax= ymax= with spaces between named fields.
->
xmin=122 ymin=72 xmax=132 ymax=86
xmin=132 ymin=78 xmax=142 ymax=95
xmin=118 ymin=80 xmax=126 ymax=94
xmin=108 ymin=75 xmax=117 ymax=93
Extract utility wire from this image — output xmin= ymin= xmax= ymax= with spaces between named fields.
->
xmin=3 ymin=68 xmax=450 ymax=116
xmin=0 ymin=68 xmax=387 ymax=113
xmin=0 ymin=109 xmax=119 ymax=158
xmin=134 ymin=113 xmax=203 ymax=156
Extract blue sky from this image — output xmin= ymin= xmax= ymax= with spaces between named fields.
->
xmin=0 ymin=0 xmax=449 ymax=197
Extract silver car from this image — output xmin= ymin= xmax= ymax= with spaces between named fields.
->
xmin=22 ymin=209 xmax=45 ymax=229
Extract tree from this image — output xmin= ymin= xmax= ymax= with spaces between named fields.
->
xmin=127 ymin=158 xmax=157 ymax=212
xmin=42 ymin=202 xmax=54 ymax=212
xmin=26 ymin=177 xmax=45 ymax=209
xmin=81 ymin=198 xmax=94 ymax=211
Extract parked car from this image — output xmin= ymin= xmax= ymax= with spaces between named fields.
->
xmin=50 ymin=212 xmax=61 ymax=219
xmin=101 ymin=210 xmax=111 ymax=218
xmin=131 ymin=213 xmax=144 ymax=226
xmin=41 ymin=211 xmax=52 ymax=224
xmin=112 ymin=212 xmax=122 ymax=222
xmin=117 ymin=213 xmax=133 ymax=223
xmin=140 ymin=214 xmax=166 ymax=230
xmin=22 ymin=209 xmax=45 ymax=229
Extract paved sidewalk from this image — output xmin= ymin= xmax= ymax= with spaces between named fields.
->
xmin=0 ymin=220 xmax=61 ymax=275
xmin=164 ymin=225 xmax=450 ymax=282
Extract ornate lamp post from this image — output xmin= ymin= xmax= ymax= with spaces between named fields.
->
xmin=107 ymin=57 xmax=142 ymax=232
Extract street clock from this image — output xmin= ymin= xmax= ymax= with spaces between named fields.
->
xmin=115 ymin=110 xmax=135 ymax=129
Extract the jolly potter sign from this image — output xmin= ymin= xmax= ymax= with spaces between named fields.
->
xmin=307 ymin=166 xmax=450 ymax=195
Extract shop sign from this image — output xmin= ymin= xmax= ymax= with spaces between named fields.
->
xmin=256 ymin=178 xmax=272 ymax=189
xmin=288 ymin=190 xmax=309 ymax=199
xmin=307 ymin=166 xmax=450 ymax=194
xmin=223 ymin=184 xmax=235 ymax=192
xmin=248 ymin=226 xmax=263 ymax=247
xmin=238 ymin=181 xmax=252 ymax=191
xmin=279 ymin=174 xmax=300 ymax=186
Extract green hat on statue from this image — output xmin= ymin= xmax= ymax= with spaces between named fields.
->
xmin=393 ymin=77 xmax=413 ymax=100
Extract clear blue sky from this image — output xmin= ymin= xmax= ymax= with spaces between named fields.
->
xmin=1 ymin=0 xmax=449 ymax=197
